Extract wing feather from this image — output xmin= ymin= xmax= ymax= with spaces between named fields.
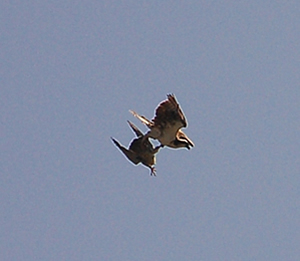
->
xmin=153 ymin=94 xmax=187 ymax=129
xmin=129 ymin=110 xmax=153 ymax=128
xmin=111 ymin=137 xmax=140 ymax=164
xmin=127 ymin=120 xmax=143 ymax=137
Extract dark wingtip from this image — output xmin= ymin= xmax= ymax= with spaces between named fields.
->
xmin=127 ymin=120 xmax=143 ymax=137
xmin=127 ymin=120 xmax=135 ymax=132
xmin=127 ymin=120 xmax=134 ymax=126
xmin=110 ymin=137 xmax=119 ymax=146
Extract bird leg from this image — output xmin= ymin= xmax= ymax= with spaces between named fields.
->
xmin=150 ymin=166 xmax=156 ymax=176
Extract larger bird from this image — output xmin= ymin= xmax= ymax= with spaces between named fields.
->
xmin=111 ymin=121 xmax=162 ymax=176
xmin=130 ymin=94 xmax=194 ymax=150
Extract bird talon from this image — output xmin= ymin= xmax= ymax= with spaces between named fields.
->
xmin=150 ymin=167 xmax=156 ymax=176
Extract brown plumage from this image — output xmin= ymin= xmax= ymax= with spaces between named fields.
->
xmin=130 ymin=94 xmax=194 ymax=149
xmin=111 ymin=121 xmax=162 ymax=176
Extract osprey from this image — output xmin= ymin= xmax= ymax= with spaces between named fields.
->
xmin=111 ymin=121 xmax=162 ymax=176
xmin=130 ymin=94 xmax=194 ymax=150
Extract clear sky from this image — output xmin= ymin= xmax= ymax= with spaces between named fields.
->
xmin=1 ymin=1 xmax=300 ymax=260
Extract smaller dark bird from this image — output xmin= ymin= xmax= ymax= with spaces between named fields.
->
xmin=111 ymin=121 xmax=162 ymax=176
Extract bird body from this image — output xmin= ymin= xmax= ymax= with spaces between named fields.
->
xmin=111 ymin=121 xmax=161 ymax=176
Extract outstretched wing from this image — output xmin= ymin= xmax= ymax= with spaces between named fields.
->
xmin=129 ymin=110 xmax=153 ymax=128
xmin=127 ymin=120 xmax=143 ymax=137
xmin=153 ymin=94 xmax=187 ymax=130
xmin=111 ymin=137 xmax=140 ymax=164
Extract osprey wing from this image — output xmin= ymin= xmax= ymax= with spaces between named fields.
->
xmin=129 ymin=110 xmax=153 ymax=128
xmin=153 ymin=94 xmax=187 ymax=129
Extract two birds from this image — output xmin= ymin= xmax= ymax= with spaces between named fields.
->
xmin=111 ymin=94 xmax=194 ymax=176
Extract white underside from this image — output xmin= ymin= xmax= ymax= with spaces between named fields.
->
xmin=149 ymin=123 xmax=180 ymax=146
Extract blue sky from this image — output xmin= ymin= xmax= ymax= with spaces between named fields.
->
xmin=1 ymin=1 xmax=300 ymax=260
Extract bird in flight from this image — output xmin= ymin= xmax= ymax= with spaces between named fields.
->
xmin=130 ymin=94 xmax=194 ymax=150
xmin=111 ymin=121 xmax=162 ymax=176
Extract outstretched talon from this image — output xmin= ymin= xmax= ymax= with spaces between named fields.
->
xmin=150 ymin=166 xmax=156 ymax=176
